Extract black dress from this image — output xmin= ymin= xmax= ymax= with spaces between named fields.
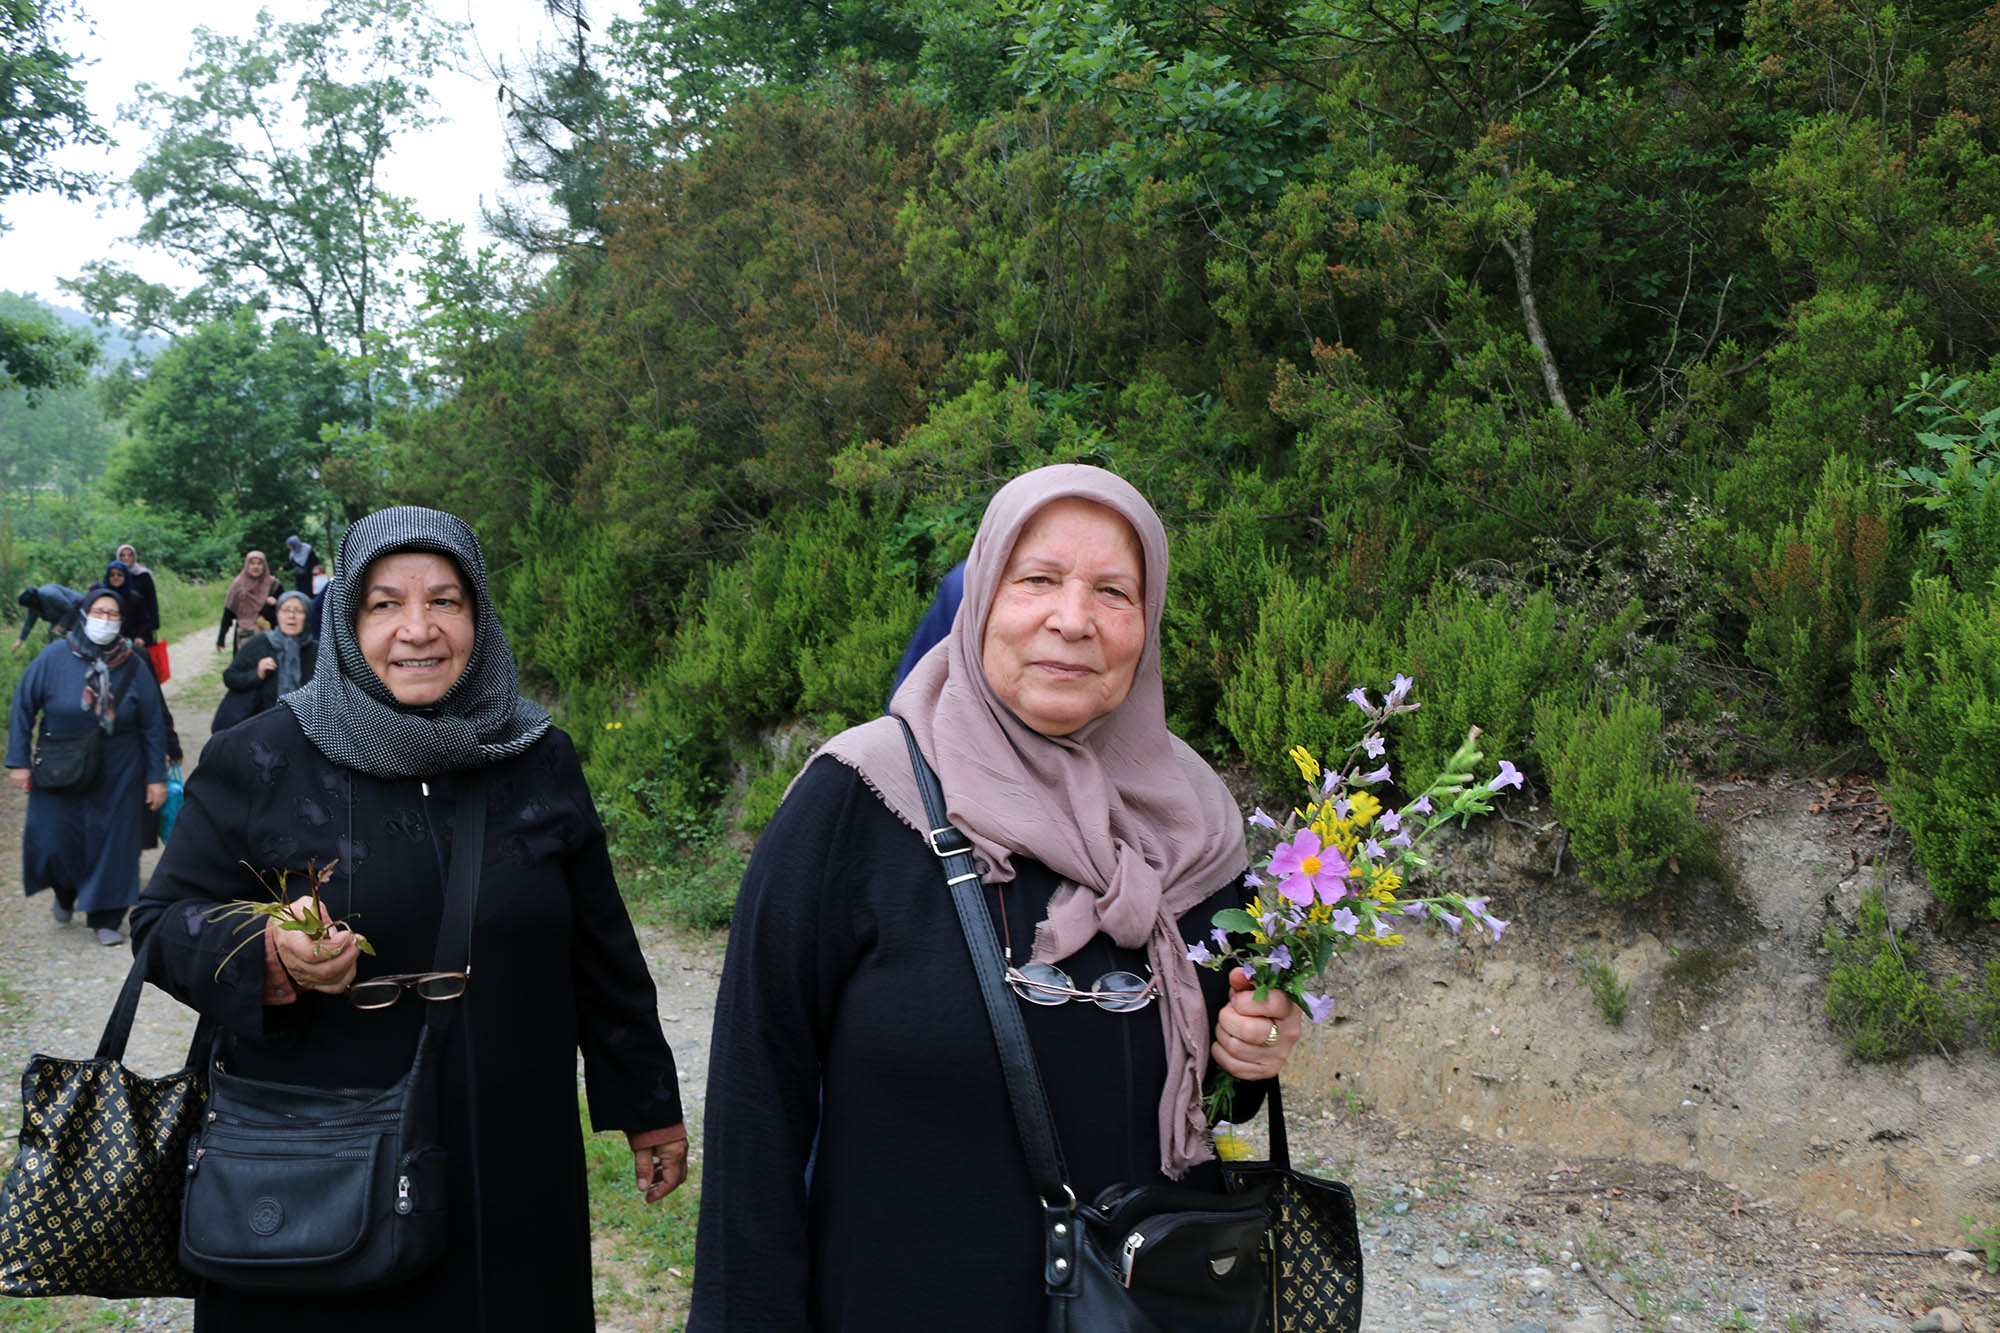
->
xmin=688 ymin=757 xmax=1261 ymax=1331
xmin=134 ymin=707 xmax=683 ymax=1332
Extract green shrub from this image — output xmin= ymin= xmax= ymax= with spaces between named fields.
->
xmin=1823 ymin=885 xmax=1959 ymax=1061
xmin=1737 ymin=454 xmax=1909 ymax=737
xmin=1161 ymin=498 xmax=1277 ymax=753
xmin=1580 ymin=952 xmax=1630 ymax=1026
xmin=1973 ymin=961 xmax=2000 ymax=1057
xmin=1857 ymin=577 xmax=2000 ymax=920
xmin=1216 ymin=567 xmax=1390 ymax=786
xmin=1398 ymin=585 xmax=1594 ymax=772
xmin=1533 ymin=686 xmax=1707 ymax=901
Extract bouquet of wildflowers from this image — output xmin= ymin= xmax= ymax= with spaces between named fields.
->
xmin=1191 ymin=675 xmax=1522 ymax=1123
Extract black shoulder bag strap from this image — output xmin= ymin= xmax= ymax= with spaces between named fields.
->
xmin=425 ymin=772 xmax=487 ymax=1042
xmin=895 ymin=718 xmax=1085 ymax=1297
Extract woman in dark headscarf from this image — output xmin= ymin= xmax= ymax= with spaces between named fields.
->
xmin=136 ymin=506 xmax=688 ymax=1332
xmin=212 ymin=589 xmax=317 ymax=733
xmin=105 ymin=556 xmax=160 ymax=647
xmin=5 ymin=585 xmax=168 ymax=945
xmin=214 ymin=549 xmax=280 ymax=652
xmin=690 ymin=465 xmax=1303 ymax=1330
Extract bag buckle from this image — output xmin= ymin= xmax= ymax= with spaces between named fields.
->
xmin=924 ymin=825 xmax=971 ymax=859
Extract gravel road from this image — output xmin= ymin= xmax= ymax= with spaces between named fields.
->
xmin=2 ymin=630 xmax=1994 ymax=1331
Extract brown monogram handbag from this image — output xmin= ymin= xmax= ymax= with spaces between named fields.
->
xmin=0 ymin=941 xmax=207 ymax=1298
xmin=1221 ymin=1081 xmax=1364 ymax=1333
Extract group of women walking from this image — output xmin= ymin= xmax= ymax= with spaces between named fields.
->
xmin=3 ymin=466 xmax=1307 ymax=1330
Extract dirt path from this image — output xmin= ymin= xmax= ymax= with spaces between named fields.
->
xmin=2 ymin=637 xmax=1995 ymax=1331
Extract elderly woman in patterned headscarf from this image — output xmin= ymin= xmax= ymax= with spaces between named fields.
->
xmin=214 ymin=549 xmax=280 ymax=653
xmin=6 ymin=585 xmax=167 ymax=945
xmin=135 ymin=506 xmax=689 ymax=1332
xmin=690 ymin=464 xmax=1304 ymax=1330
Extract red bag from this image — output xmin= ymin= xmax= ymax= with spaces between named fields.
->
xmin=145 ymin=641 xmax=171 ymax=684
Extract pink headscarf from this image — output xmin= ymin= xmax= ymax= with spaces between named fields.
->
xmin=814 ymin=464 xmax=1246 ymax=1176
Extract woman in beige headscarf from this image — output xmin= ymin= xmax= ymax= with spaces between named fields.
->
xmin=213 ymin=550 xmax=280 ymax=653
xmin=690 ymin=464 xmax=1302 ymax=1331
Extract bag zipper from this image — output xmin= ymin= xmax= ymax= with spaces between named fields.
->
xmin=1117 ymin=1209 xmax=1260 ymax=1288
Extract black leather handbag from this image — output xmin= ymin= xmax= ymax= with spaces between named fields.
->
xmin=898 ymin=722 xmax=1275 ymax=1333
xmin=177 ymin=776 xmax=485 ymax=1293
xmin=31 ymin=726 xmax=102 ymax=792
xmin=0 ymin=939 xmax=209 ymax=1298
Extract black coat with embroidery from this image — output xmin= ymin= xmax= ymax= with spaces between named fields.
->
xmin=133 ymin=706 xmax=683 ymax=1332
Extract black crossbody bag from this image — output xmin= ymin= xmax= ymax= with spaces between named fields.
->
xmin=177 ymin=775 xmax=486 ymax=1293
xmin=899 ymin=721 xmax=1274 ymax=1333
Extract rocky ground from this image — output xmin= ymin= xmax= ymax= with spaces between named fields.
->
xmin=0 ymin=629 xmax=1994 ymax=1330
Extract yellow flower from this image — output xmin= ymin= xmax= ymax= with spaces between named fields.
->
xmin=1369 ymin=868 xmax=1403 ymax=900
xmin=1288 ymin=745 xmax=1321 ymax=785
xmin=1346 ymin=791 xmax=1382 ymax=827
xmin=1244 ymin=897 xmax=1270 ymax=945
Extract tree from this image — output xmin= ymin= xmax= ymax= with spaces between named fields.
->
xmin=0 ymin=295 xmax=113 ymax=495
xmin=65 ymin=0 xmax=458 ymax=367
xmin=109 ymin=308 xmax=355 ymax=541
xmin=1 ymin=0 xmax=103 ymax=394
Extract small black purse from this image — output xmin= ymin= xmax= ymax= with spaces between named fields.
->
xmin=898 ymin=722 xmax=1275 ymax=1333
xmin=31 ymin=726 xmax=102 ymax=792
xmin=177 ymin=775 xmax=485 ymax=1293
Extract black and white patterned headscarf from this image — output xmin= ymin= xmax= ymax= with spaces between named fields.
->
xmin=284 ymin=506 xmax=551 ymax=778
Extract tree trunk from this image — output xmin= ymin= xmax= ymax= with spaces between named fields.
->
xmin=1499 ymin=225 xmax=1573 ymax=423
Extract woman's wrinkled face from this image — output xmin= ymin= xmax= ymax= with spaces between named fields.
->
xmin=980 ymin=498 xmax=1146 ymax=737
xmin=276 ymin=599 xmax=307 ymax=637
xmin=354 ymin=552 xmax=475 ymax=707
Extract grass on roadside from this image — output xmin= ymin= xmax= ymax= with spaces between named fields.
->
xmin=584 ymin=1097 xmax=701 ymax=1331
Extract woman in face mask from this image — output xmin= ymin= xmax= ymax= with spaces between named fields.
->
xmin=5 ymin=587 xmax=169 ymax=945
xmin=211 ymin=590 xmax=318 ymax=733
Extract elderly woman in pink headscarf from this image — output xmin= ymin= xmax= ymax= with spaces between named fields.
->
xmin=213 ymin=550 xmax=280 ymax=653
xmin=690 ymin=465 xmax=1302 ymax=1331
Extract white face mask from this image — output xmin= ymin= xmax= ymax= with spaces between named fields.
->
xmin=84 ymin=616 xmax=121 ymax=645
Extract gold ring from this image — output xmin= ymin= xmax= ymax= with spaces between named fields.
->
xmin=1261 ymin=1021 xmax=1280 ymax=1048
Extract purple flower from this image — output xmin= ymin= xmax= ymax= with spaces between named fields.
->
xmin=1302 ymin=992 xmax=1337 ymax=1024
xmin=1386 ymin=830 xmax=1412 ymax=849
xmin=1363 ymin=839 xmax=1386 ymax=860
xmin=1186 ymin=941 xmax=1213 ymax=965
xmin=1333 ymin=797 xmax=1351 ymax=820
xmin=1410 ymin=795 xmax=1434 ymax=815
xmin=1438 ymin=911 xmax=1462 ymax=935
xmin=1211 ymin=927 xmax=1231 ymax=951
xmin=1330 ymin=907 xmax=1360 ymax=936
xmin=1268 ymin=828 xmax=1348 ymax=906
xmin=1487 ymin=917 xmax=1509 ymax=942
xmin=1249 ymin=807 xmax=1277 ymax=830
xmin=1346 ymin=686 xmax=1372 ymax=712
xmin=1373 ymin=916 xmax=1397 ymax=939
xmin=1267 ymin=945 xmax=1293 ymax=973
xmin=1402 ymin=901 xmax=1428 ymax=918
xmin=1360 ymin=764 xmax=1391 ymax=785
xmin=1260 ymin=911 xmax=1284 ymax=937
xmin=1243 ymin=870 xmax=1266 ymax=889
xmin=1363 ymin=735 xmax=1386 ymax=759
xmin=1379 ymin=810 xmax=1402 ymax=832
xmin=1488 ymin=760 xmax=1524 ymax=792
xmin=1320 ymin=770 xmax=1342 ymax=795
xmin=1387 ymin=673 xmax=1414 ymax=706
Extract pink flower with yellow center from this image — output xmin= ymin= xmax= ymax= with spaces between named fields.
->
xmin=1267 ymin=828 xmax=1350 ymax=906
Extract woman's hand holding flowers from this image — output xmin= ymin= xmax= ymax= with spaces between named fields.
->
xmin=1211 ymin=966 xmax=1301 ymax=1081
xmin=264 ymin=895 xmax=366 ymax=997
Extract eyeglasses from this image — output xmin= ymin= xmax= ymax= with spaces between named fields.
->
xmin=1006 ymin=962 xmax=1158 ymax=1013
xmin=347 ymin=971 xmax=468 ymax=1009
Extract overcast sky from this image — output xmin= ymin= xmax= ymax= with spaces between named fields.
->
xmin=0 ymin=0 xmax=644 ymax=313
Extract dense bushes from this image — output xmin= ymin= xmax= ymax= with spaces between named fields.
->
xmin=1533 ymin=687 xmax=1708 ymax=902
xmin=1858 ymin=578 xmax=2000 ymax=921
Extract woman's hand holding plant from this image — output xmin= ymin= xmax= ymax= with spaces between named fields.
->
xmin=266 ymin=900 xmax=366 ymax=997
xmin=1210 ymin=967 xmax=1302 ymax=1081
